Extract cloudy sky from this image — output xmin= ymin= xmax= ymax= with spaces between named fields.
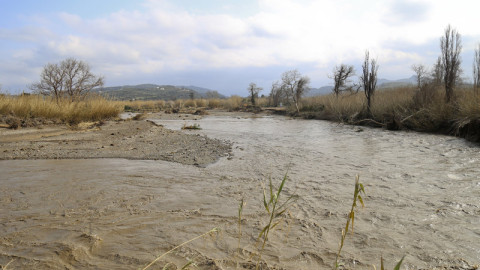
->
xmin=1 ymin=0 xmax=479 ymax=95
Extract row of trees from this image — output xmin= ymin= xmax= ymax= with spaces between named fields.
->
xmin=328 ymin=24 xmax=473 ymax=116
xmin=248 ymin=70 xmax=311 ymax=114
xmin=410 ymin=25 xmax=464 ymax=104
xmin=248 ymin=53 xmax=377 ymax=115
xmin=248 ymin=24 xmax=479 ymax=116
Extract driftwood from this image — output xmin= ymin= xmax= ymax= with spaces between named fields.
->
xmin=353 ymin=118 xmax=385 ymax=127
xmin=400 ymin=109 xmax=426 ymax=123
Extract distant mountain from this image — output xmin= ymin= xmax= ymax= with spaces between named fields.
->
xmin=95 ymin=84 xmax=225 ymax=100
xmin=305 ymin=86 xmax=334 ymax=97
xmin=377 ymin=75 xmax=416 ymax=89
xmin=178 ymin=85 xmax=225 ymax=98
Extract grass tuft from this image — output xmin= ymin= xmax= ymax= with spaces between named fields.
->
xmin=256 ymin=173 xmax=298 ymax=269
xmin=181 ymin=123 xmax=201 ymax=130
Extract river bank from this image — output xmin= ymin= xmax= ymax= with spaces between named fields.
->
xmin=0 ymin=112 xmax=232 ymax=167
xmin=295 ymin=87 xmax=480 ymax=144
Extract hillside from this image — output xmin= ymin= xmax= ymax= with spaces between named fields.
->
xmin=377 ymin=75 xmax=416 ymax=89
xmin=96 ymin=84 xmax=225 ymax=101
xmin=305 ymin=86 xmax=334 ymax=97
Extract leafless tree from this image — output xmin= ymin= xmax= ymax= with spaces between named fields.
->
xmin=440 ymin=24 xmax=462 ymax=102
xmin=269 ymin=80 xmax=283 ymax=107
xmin=280 ymin=69 xmax=310 ymax=114
xmin=331 ymin=64 xmax=356 ymax=97
xmin=431 ymin=56 xmax=444 ymax=86
xmin=474 ymin=43 xmax=480 ymax=95
xmin=360 ymin=51 xmax=378 ymax=116
xmin=31 ymin=58 xmax=104 ymax=102
xmin=411 ymin=64 xmax=428 ymax=89
xmin=247 ymin=82 xmax=263 ymax=106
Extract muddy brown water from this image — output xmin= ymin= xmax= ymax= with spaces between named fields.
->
xmin=1 ymin=114 xmax=479 ymax=269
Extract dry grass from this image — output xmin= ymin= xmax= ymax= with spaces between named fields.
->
xmin=0 ymin=94 xmax=121 ymax=126
xmin=455 ymin=89 xmax=480 ymax=119
xmin=181 ymin=123 xmax=201 ymax=130
xmin=299 ymin=86 xmax=480 ymax=141
xmin=114 ymin=96 xmax=248 ymax=112
xmin=221 ymin=95 xmax=245 ymax=111
xmin=120 ymin=100 xmax=166 ymax=112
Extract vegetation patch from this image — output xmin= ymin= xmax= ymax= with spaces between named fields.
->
xmin=181 ymin=123 xmax=201 ymax=130
xmin=0 ymin=94 xmax=121 ymax=128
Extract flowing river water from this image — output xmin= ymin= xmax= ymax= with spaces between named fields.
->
xmin=1 ymin=113 xmax=479 ymax=269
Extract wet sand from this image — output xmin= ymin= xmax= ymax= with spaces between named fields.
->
xmin=0 ymin=113 xmax=232 ymax=166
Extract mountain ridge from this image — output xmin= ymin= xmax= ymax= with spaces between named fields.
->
xmin=95 ymin=76 xmax=417 ymax=100
xmin=95 ymin=84 xmax=225 ymax=100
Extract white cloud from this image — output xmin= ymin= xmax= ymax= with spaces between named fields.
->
xmin=1 ymin=0 xmax=480 ymax=93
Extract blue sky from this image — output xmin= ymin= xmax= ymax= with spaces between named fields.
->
xmin=1 ymin=0 xmax=479 ymax=95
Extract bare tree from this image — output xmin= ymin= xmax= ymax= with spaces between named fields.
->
xmin=440 ymin=25 xmax=462 ymax=102
xmin=31 ymin=58 xmax=104 ymax=102
xmin=247 ymin=82 xmax=263 ymax=106
xmin=269 ymin=81 xmax=283 ymax=107
xmin=431 ymin=56 xmax=444 ymax=86
xmin=280 ymin=69 xmax=310 ymax=114
xmin=360 ymin=51 xmax=378 ymax=116
xmin=331 ymin=64 xmax=356 ymax=97
xmin=474 ymin=43 xmax=480 ymax=95
xmin=411 ymin=64 xmax=428 ymax=89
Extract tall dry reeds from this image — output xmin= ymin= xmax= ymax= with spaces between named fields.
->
xmin=221 ymin=95 xmax=245 ymax=111
xmin=299 ymin=86 xmax=480 ymax=141
xmin=120 ymin=100 xmax=166 ymax=112
xmin=0 ymin=94 xmax=121 ymax=125
xmin=114 ymin=96 xmax=247 ymax=112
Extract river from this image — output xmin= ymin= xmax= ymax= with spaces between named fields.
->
xmin=1 ymin=113 xmax=479 ymax=269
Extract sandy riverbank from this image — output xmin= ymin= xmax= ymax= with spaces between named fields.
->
xmin=0 ymin=112 xmax=232 ymax=167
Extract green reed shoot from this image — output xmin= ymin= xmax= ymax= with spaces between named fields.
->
xmin=256 ymin=173 xmax=298 ymax=268
xmin=142 ymin=227 xmax=218 ymax=270
xmin=379 ymin=255 xmax=405 ymax=270
xmin=334 ymin=175 xmax=365 ymax=269
xmin=238 ymin=198 xmax=245 ymax=245
xmin=237 ymin=198 xmax=246 ymax=268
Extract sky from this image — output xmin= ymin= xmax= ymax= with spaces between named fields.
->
xmin=1 ymin=0 xmax=480 ymax=96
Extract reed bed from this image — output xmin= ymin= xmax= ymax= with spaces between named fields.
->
xmin=298 ymin=86 xmax=480 ymax=142
xmin=117 ymin=95 xmax=250 ymax=112
xmin=0 ymin=94 xmax=121 ymax=126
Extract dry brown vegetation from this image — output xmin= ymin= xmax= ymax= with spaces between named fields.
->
xmin=298 ymin=86 xmax=480 ymax=142
xmin=118 ymin=95 xmax=265 ymax=112
xmin=0 ymin=94 xmax=121 ymax=128
xmin=3 ymin=85 xmax=479 ymax=142
xmin=0 ymin=93 xmax=270 ymax=130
